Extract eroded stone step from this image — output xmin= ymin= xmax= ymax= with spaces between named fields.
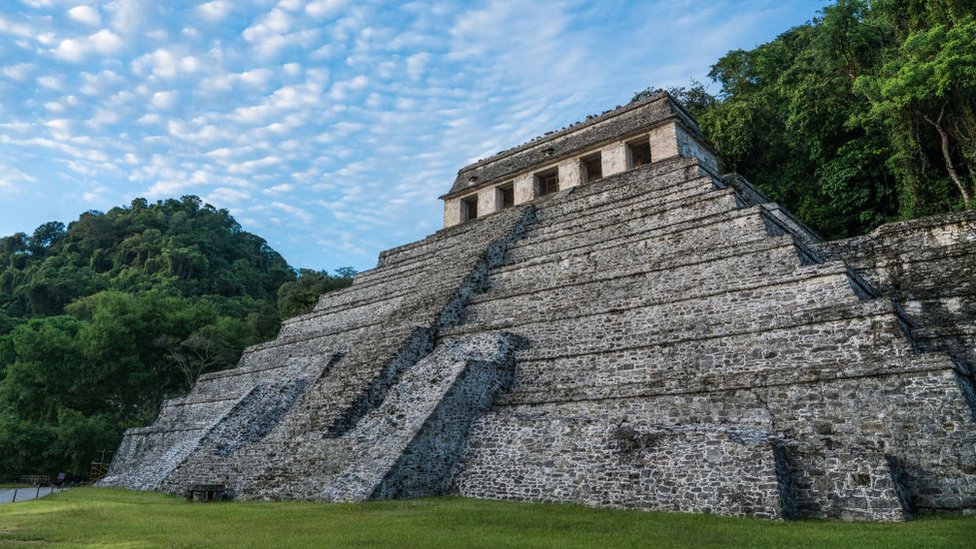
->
xmin=239 ymin=329 xmax=355 ymax=365
xmin=532 ymin=175 xmax=720 ymax=236
xmin=499 ymin=206 xmax=771 ymax=271
xmin=508 ymin=190 xmax=742 ymax=261
xmin=477 ymin=237 xmax=809 ymax=305
xmin=502 ymin=349 xmax=950 ymax=406
xmin=489 ymin=230 xmax=792 ymax=296
xmin=533 ymin=164 xmax=715 ymax=224
xmin=319 ymin=209 xmax=533 ymax=309
xmin=504 ymin=312 xmax=931 ymax=396
xmin=524 ymin=185 xmax=737 ymax=248
xmin=374 ymin=206 xmax=529 ymax=269
xmin=519 ymin=157 xmax=703 ymax=223
xmin=444 ymin=299 xmax=904 ymax=360
xmin=466 ymin=264 xmax=861 ymax=330
xmin=507 ymin=197 xmax=766 ymax=263
xmin=281 ymin=294 xmax=407 ymax=338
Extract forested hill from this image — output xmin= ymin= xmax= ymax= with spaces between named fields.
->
xmin=0 ymin=196 xmax=352 ymax=479
xmin=646 ymin=0 xmax=976 ymax=240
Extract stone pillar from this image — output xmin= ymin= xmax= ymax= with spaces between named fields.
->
xmin=602 ymin=142 xmax=628 ymax=177
xmin=443 ymin=199 xmax=462 ymax=228
xmin=513 ymin=173 xmax=535 ymax=205
xmin=558 ymin=159 xmax=582 ymax=189
xmin=648 ymin=123 xmax=680 ymax=162
xmin=478 ymin=186 xmax=501 ymax=214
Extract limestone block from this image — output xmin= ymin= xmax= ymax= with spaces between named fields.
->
xmin=675 ymin=124 xmax=718 ymax=171
xmin=557 ymin=159 xmax=582 ymax=189
xmin=602 ymin=142 xmax=627 ymax=177
xmin=648 ymin=123 xmax=680 ymax=161
xmin=443 ymin=199 xmax=462 ymax=228
xmin=514 ymin=173 xmax=535 ymax=205
xmin=478 ymin=186 xmax=501 ymax=215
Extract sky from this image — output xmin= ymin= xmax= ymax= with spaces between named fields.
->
xmin=0 ymin=0 xmax=828 ymax=272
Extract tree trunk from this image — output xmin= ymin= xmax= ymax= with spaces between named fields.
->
xmin=923 ymin=106 xmax=972 ymax=204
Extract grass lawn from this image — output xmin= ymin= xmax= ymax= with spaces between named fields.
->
xmin=0 ymin=488 xmax=973 ymax=548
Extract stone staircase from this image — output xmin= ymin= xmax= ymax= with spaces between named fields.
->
xmin=102 ymin=204 xmax=535 ymax=500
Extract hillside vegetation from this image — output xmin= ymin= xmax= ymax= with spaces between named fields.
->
xmin=0 ymin=197 xmax=352 ymax=479
xmin=645 ymin=0 xmax=976 ymax=239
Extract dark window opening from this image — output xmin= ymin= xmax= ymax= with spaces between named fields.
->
xmin=536 ymin=169 xmax=559 ymax=197
xmin=499 ymin=184 xmax=514 ymax=209
xmin=628 ymin=140 xmax=652 ymax=168
xmin=462 ymin=196 xmax=478 ymax=221
xmin=582 ymin=154 xmax=603 ymax=182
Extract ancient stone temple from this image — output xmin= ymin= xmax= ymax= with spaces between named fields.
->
xmin=100 ymin=92 xmax=976 ymax=521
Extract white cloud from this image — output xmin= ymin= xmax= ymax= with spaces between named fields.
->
xmin=240 ymin=68 xmax=273 ymax=87
xmin=207 ymin=187 xmax=251 ymax=204
xmin=133 ymin=48 xmax=202 ymax=78
xmin=151 ymin=90 xmax=178 ymax=109
xmin=104 ymin=0 xmax=150 ymax=34
xmin=306 ymin=0 xmax=347 ymax=19
xmin=270 ymin=201 xmax=312 ymax=223
xmin=242 ymin=9 xmax=292 ymax=42
xmin=45 ymin=118 xmax=71 ymax=139
xmin=145 ymin=179 xmax=195 ymax=198
xmin=79 ymin=70 xmax=124 ymax=95
xmin=195 ymin=0 xmax=232 ymax=22
xmin=88 ymin=108 xmax=120 ymax=127
xmin=328 ymin=74 xmax=367 ymax=99
xmin=90 ymin=28 xmax=123 ymax=52
xmin=53 ymin=28 xmax=124 ymax=61
xmin=227 ymin=155 xmax=282 ymax=174
xmin=282 ymin=62 xmax=302 ymax=76
xmin=1 ymin=63 xmax=34 ymax=80
xmin=37 ymin=75 xmax=63 ymax=89
xmin=0 ymin=162 xmax=37 ymax=194
xmin=277 ymin=0 xmax=305 ymax=11
xmin=0 ymin=16 xmax=38 ymax=39
xmin=264 ymin=182 xmax=294 ymax=195
xmin=405 ymin=52 xmax=429 ymax=80
xmin=68 ymin=5 xmax=102 ymax=26
xmin=137 ymin=113 xmax=162 ymax=125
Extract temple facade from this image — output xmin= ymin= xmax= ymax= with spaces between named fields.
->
xmin=101 ymin=93 xmax=976 ymax=520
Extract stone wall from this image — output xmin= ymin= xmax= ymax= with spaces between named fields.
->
xmin=453 ymin=416 xmax=785 ymax=518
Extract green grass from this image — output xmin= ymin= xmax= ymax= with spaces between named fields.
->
xmin=0 ymin=488 xmax=973 ymax=548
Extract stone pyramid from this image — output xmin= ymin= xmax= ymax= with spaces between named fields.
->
xmin=101 ymin=93 xmax=976 ymax=521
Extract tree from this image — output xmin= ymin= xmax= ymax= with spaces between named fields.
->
xmin=654 ymin=0 xmax=976 ymax=239
xmin=277 ymin=268 xmax=356 ymax=319
xmin=0 ymin=194 xmax=347 ymax=480
xmin=155 ymin=325 xmax=236 ymax=390
xmin=855 ymin=16 xmax=976 ymax=204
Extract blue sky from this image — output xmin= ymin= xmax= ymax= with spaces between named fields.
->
xmin=0 ymin=1 xmax=826 ymax=272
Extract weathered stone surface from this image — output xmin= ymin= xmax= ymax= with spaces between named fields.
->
xmin=102 ymin=95 xmax=976 ymax=521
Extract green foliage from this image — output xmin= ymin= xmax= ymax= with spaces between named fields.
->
xmin=0 ymin=196 xmax=347 ymax=480
xmin=276 ymin=268 xmax=355 ymax=319
xmin=661 ymin=0 xmax=976 ymax=239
